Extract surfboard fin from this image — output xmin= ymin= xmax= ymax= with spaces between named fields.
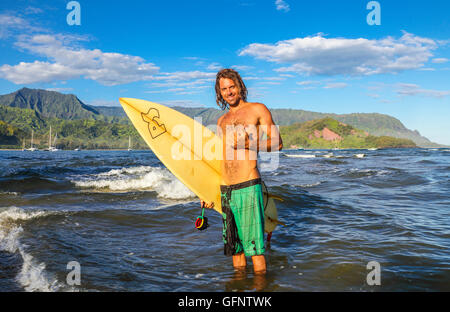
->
xmin=267 ymin=216 xmax=286 ymax=227
xmin=269 ymin=194 xmax=284 ymax=202
xmin=263 ymin=191 xmax=284 ymax=202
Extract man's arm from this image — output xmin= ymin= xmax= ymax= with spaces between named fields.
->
xmin=255 ymin=104 xmax=283 ymax=152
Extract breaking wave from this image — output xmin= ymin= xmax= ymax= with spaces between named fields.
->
xmin=71 ymin=166 xmax=195 ymax=199
xmin=0 ymin=207 xmax=62 ymax=292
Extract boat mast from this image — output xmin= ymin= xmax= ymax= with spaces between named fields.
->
xmin=49 ymin=126 xmax=52 ymax=149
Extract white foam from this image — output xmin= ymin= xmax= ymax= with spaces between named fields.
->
xmin=298 ymin=182 xmax=321 ymax=187
xmin=0 ymin=191 xmax=19 ymax=196
xmin=284 ymin=154 xmax=316 ymax=158
xmin=0 ymin=207 xmax=61 ymax=292
xmin=97 ymin=166 xmax=152 ymax=177
xmin=72 ymin=166 xmax=195 ymax=199
xmin=17 ymin=247 xmax=60 ymax=292
xmin=348 ymin=168 xmax=390 ymax=177
xmin=0 ymin=207 xmax=49 ymax=222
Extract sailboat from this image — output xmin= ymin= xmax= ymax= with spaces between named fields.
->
xmin=44 ymin=126 xmax=59 ymax=152
xmin=24 ymin=130 xmax=38 ymax=151
xmin=127 ymin=136 xmax=132 ymax=151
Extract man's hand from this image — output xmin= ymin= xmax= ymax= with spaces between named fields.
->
xmin=234 ymin=127 xmax=249 ymax=149
xmin=229 ymin=124 xmax=258 ymax=150
xmin=200 ymin=200 xmax=214 ymax=209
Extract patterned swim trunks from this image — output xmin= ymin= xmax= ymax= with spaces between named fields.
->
xmin=221 ymin=178 xmax=265 ymax=257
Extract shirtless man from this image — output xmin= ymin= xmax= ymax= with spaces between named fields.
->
xmin=201 ymin=69 xmax=283 ymax=274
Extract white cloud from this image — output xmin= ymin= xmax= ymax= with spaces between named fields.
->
xmin=0 ymin=33 xmax=159 ymax=85
xmin=247 ymin=86 xmax=268 ymax=98
xmin=431 ymin=58 xmax=448 ymax=64
xmin=230 ymin=65 xmax=253 ymax=72
xmin=323 ymin=82 xmax=348 ymax=89
xmin=243 ymin=76 xmax=285 ymax=81
xmin=45 ymin=87 xmax=74 ymax=92
xmin=149 ymin=71 xmax=216 ymax=81
xmin=296 ymin=80 xmax=320 ymax=86
xmin=1 ymin=61 xmax=80 ymax=84
xmin=206 ymin=62 xmax=222 ymax=71
xmin=160 ymin=100 xmax=205 ymax=107
xmin=0 ymin=14 xmax=222 ymax=91
xmin=183 ymin=56 xmax=203 ymax=61
xmin=397 ymin=83 xmax=450 ymax=98
xmin=146 ymin=75 xmax=214 ymax=95
xmin=239 ymin=32 xmax=439 ymax=76
xmin=0 ymin=13 xmax=45 ymax=39
xmin=24 ymin=7 xmax=44 ymax=15
xmin=279 ymin=73 xmax=295 ymax=78
xmin=89 ymin=99 xmax=119 ymax=107
xmin=260 ymin=81 xmax=281 ymax=85
xmin=149 ymin=78 xmax=213 ymax=88
xmin=418 ymin=67 xmax=436 ymax=71
xmin=275 ymin=0 xmax=290 ymax=12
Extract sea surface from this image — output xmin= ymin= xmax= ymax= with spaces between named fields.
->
xmin=0 ymin=148 xmax=449 ymax=292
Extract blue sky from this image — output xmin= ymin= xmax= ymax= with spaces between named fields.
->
xmin=0 ymin=0 xmax=449 ymax=144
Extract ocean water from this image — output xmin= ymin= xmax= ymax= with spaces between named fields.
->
xmin=0 ymin=148 xmax=449 ymax=292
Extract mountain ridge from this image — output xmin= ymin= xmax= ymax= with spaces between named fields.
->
xmin=281 ymin=117 xmax=416 ymax=149
xmin=0 ymin=88 xmax=445 ymax=147
xmin=0 ymin=88 xmax=101 ymax=120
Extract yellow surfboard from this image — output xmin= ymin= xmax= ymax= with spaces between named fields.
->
xmin=119 ymin=98 xmax=283 ymax=232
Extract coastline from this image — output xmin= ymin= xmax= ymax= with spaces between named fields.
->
xmin=0 ymin=149 xmax=148 ymax=151
xmin=2 ymin=147 xmax=443 ymax=152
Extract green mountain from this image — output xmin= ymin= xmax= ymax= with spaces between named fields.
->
xmin=193 ymin=108 xmax=441 ymax=147
xmin=0 ymin=89 xmax=141 ymax=149
xmin=0 ymin=88 xmax=444 ymax=148
xmin=0 ymin=106 xmax=145 ymax=150
xmin=280 ymin=117 xmax=416 ymax=149
xmin=97 ymin=105 xmax=440 ymax=147
xmin=0 ymin=87 xmax=101 ymax=120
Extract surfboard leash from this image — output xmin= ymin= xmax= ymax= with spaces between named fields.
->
xmin=195 ymin=204 xmax=209 ymax=231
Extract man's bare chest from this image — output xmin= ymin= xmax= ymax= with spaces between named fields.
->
xmin=220 ymin=111 xmax=259 ymax=128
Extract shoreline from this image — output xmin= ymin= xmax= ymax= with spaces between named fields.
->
xmin=1 ymin=147 xmax=446 ymax=152
xmin=0 ymin=149 xmax=149 ymax=151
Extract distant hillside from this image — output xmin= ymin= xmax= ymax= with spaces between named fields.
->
xmin=0 ymin=88 xmax=101 ymax=120
xmin=0 ymin=104 xmax=144 ymax=150
xmin=0 ymin=88 xmax=445 ymax=148
xmin=0 ymin=120 xmax=25 ymax=147
xmin=280 ymin=117 xmax=416 ymax=149
xmin=96 ymin=105 xmax=440 ymax=147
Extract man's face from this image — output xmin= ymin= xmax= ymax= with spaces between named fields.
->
xmin=219 ymin=78 xmax=241 ymax=106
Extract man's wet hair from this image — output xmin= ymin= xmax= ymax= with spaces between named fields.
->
xmin=215 ymin=68 xmax=248 ymax=110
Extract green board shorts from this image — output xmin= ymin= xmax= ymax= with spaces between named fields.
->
xmin=221 ymin=178 xmax=265 ymax=257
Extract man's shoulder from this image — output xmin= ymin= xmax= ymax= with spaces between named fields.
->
xmin=247 ymin=102 xmax=271 ymax=115
xmin=242 ymin=101 xmax=264 ymax=111
xmin=217 ymin=111 xmax=228 ymax=125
